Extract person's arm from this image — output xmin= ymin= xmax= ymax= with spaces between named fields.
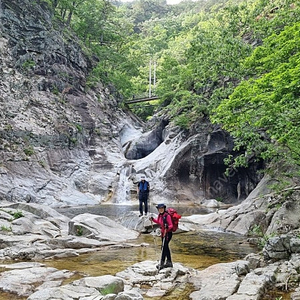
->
xmin=150 ymin=214 xmax=159 ymax=224
xmin=151 ymin=217 xmax=158 ymax=224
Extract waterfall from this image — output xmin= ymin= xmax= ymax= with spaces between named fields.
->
xmin=115 ymin=166 xmax=134 ymax=203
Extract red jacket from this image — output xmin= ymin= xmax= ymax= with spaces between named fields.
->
xmin=152 ymin=212 xmax=173 ymax=236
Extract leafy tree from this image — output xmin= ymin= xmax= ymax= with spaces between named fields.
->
xmin=61 ymin=0 xmax=137 ymax=98
xmin=54 ymin=0 xmax=88 ymax=25
xmin=46 ymin=0 xmax=300 ymax=165
xmin=126 ymin=0 xmax=169 ymax=33
xmin=247 ymin=0 xmax=300 ymax=41
xmin=211 ymin=21 xmax=300 ymax=170
xmin=155 ymin=1 xmax=253 ymax=127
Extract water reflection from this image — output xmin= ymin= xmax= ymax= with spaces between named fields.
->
xmin=0 ymin=204 xmax=259 ymax=299
xmin=57 ymin=203 xmax=216 ymax=220
xmin=56 ymin=203 xmax=258 ymax=273
xmin=44 ymin=230 xmax=258 ymax=278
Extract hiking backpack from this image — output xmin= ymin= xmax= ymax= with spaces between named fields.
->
xmin=138 ymin=180 xmax=149 ymax=192
xmin=164 ymin=208 xmax=181 ymax=232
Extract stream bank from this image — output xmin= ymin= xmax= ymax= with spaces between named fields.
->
xmin=0 ymin=202 xmax=258 ymax=299
xmin=0 ymin=200 xmax=297 ymax=299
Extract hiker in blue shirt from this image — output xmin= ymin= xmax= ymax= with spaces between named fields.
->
xmin=137 ymin=175 xmax=150 ymax=217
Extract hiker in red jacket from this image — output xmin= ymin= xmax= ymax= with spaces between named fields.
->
xmin=150 ymin=203 xmax=173 ymax=270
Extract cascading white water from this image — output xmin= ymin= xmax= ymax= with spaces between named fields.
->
xmin=115 ymin=166 xmax=134 ymax=203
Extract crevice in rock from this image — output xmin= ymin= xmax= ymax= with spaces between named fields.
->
xmin=123 ymin=119 xmax=169 ymax=160
xmin=163 ymin=128 xmax=265 ymax=204
xmin=202 ymin=158 xmax=264 ymax=203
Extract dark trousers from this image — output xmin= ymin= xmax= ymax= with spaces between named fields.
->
xmin=161 ymin=231 xmax=172 ymax=263
xmin=139 ymin=192 xmax=148 ymax=214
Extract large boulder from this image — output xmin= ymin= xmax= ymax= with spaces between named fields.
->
xmin=28 ymin=275 xmax=127 ymax=300
xmin=116 ymin=260 xmax=191 ymax=298
xmin=0 ymin=263 xmax=74 ymax=297
xmin=68 ymin=213 xmax=139 ymax=241
xmin=123 ymin=120 xmax=168 ymax=159
xmin=184 ymin=175 xmax=273 ymax=235
xmin=0 ymin=203 xmax=141 ymax=260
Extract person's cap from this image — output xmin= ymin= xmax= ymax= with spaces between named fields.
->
xmin=156 ymin=203 xmax=166 ymax=209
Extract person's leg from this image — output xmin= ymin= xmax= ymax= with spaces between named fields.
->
xmin=164 ymin=232 xmax=173 ymax=267
xmin=144 ymin=195 xmax=148 ymax=215
xmin=161 ymin=234 xmax=170 ymax=264
xmin=139 ymin=195 xmax=143 ymax=216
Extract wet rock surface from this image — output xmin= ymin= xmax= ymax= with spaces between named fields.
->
xmin=0 ymin=0 xmax=300 ymax=299
xmin=1 ymin=255 xmax=299 ymax=300
xmin=0 ymin=202 xmax=139 ymax=261
xmin=0 ymin=0 xmax=263 ymax=209
xmin=0 ymin=198 xmax=297 ymax=299
xmin=0 ymin=262 xmax=74 ymax=297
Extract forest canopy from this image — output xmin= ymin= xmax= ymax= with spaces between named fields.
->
xmin=47 ymin=0 xmax=300 ymax=173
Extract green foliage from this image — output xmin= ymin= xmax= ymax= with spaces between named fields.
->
xmin=130 ymin=102 xmax=157 ymax=122
xmin=211 ymin=21 xmax=300 ymax=168
xmin=249 ymin=224 xmax=263 ymax=237
xmin=48 ymin=0 xmax=300 ymax=173
xmin=175 ymin=115 xmax=189 ymax=129
xmin=24 ymin=147 xmax=35 ymax=156
xmin=4 ymin=210 xmax=24 ymax=220
xmin=1 ymin=225 xmax=12 ymax=232
xmin=75 ymin=225 xmax=83 ymax=236
xmin=38 ymin=160 xmax=47 ymax=168
xmin=22 ymin=59 xmax=35 ymax=71
xmin=75 ymin=123 xmax=83 ymax=133
xmin=12 ymin=211 xmax=24 ymax=219
xmin=248 ymin=224 xmax=276 ymax=249
xmin=100 ymin=283 xmax=118 ymax=295
xmin=247 ymin=0 xmax=300 ymax=41
xmin=71 ymin=0 xmax=116 ymax=46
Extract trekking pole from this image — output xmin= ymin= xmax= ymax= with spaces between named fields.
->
xmin=157 ymin=232 xmax=166 ymax=274
xmin=150 ymin=219 xmax=159 ymax=259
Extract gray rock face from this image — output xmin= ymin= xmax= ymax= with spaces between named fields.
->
xmin=0 ymin=0 xmax=128 ymax=207
xmin=27 ymin=274 xmax=127 ymax=300
xmin=166 ymin=127 xmax=263 ymax=204
xmin=1 ymin=0 xmax=88 ymax=92
xmin=0 ymin=0 xmax=263 ymax=208
xmin=0 ymin=202 xmax=140 ymax=261
xmin=0 ymin=264 xmax=74 ymax=297
xmin=68 ymin=213 xmax=139 ymax=241
xmin=189 ymin=261 xmax=250 ymax=300
xmin=123 ymin=120 xmax=168 ymax=159
xmin=263 ymin=234 xmax=300 ymax=261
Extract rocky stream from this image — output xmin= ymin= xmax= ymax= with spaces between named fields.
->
xmin=1 ymin=0 xmax=300 ymax=299
xmin=0 ymin=197 xmax=299 ymax=299
xmin=0 ymin=202 xmax=257 ymax=300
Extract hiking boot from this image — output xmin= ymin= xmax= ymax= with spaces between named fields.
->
xmin=156 ymin=261 xmax=165 ymax=270
xmin=164 ymin=261 xmax=173 ymax=268
xmin=139 ymin=214 xmax=143 ymax=217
